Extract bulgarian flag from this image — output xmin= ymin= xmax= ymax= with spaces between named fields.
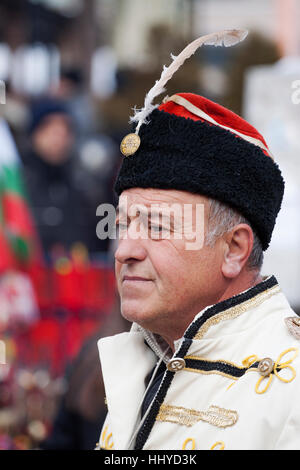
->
xmin=0 ymin=118 xmax=41 ymax=272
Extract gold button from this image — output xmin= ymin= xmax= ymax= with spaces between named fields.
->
xmin=120 ymin=133 xmax=141 ymax=156
xmin=167 ymin=358 xmax=186 ymax=372
xmin=258 ymin=358 xmax=274 ymax=377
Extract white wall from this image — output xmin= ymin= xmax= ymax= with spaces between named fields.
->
xmin=244 ymin=60 xmax=300 ymax=307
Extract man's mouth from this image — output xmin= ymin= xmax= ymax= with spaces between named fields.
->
xmin=122 ymin=275 xmax=151 ymax=282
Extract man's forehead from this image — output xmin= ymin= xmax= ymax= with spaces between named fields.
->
xmin=118 ymin=188 xmax=209 ymax=208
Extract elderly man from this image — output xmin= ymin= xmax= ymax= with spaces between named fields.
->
xmin=97 ymin=34 xmax=300 ymax=449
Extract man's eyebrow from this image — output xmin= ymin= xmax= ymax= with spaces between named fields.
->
xmin=116 ymin=204 xmax=149 ymax=216
xmin=116 ymin=205 xmax=177 ymax=228
xmin=115 ymin=205 xmax=148 ymax=221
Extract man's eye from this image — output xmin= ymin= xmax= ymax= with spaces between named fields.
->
xmin=149 ymin=224 xmax=163 ymax=232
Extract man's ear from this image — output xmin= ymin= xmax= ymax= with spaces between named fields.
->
xmin=221 ymin=224 xmax=254 ymax=279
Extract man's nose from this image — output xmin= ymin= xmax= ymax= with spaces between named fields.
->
xmin=115 ymin=232 xmax=147 ymax=264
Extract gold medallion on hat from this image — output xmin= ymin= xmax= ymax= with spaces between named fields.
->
xmin=120 ymin=133 xmax=141 ymax=157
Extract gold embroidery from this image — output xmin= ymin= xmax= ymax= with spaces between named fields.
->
xmin=157 ymin=404 xmax=238 ymax=428
xmin=226 ymin=381 xmax=236 ymax=391
xmin=211 ymin=441 xmax=225 ymax=450
xmin=182 ymin=437 xmax=226 ymax=450
xmin=185 ymin=355 xmax=248 ymax=369
xmin=285 ymin=317 xmax=300 ymax=340
xmin=99 ymin=425 xmax=114 ymax=450
xmin=194 ymin=285 xmax=280 ymax=340
xmin=255 ymin=373 xmax=273 ymax=394
xmin=184 ymin=367 xmax=239 ymax=380
xmin=182 ymin=437 xmax=196 ymax=450
xmin=242 ymin=347 xmax=299 ymax=394
xmin=242 ymin=355 xmax=259 ymax=367
xmin=184 ymin=355 xmax=246 ymax=380
xmin=274 ymin=347 xmax=298 ymax=380
xmin=105 ymin=433 xmax=114 ymax=450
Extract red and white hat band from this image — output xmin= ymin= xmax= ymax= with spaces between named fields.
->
xmin=164 ymin=94 xmax=273 ymax=159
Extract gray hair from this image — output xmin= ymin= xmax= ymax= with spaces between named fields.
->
xmin=205 ymin=198 xmax=264 ymax=272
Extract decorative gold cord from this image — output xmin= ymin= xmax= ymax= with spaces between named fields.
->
xmin=99 ymin=425 xmax=114 ymax=450
xmin=226 ymin=381 xmax=236 ymax=391
xmin=210 ymin=441 xmax=225 ymax=450
xmin=243 ymin=347 xmax=299 ymax=394
xmin=182 ymin=437 xmax=196 ymax=450
xmin=242 ymin=355 xmax=259 ymax=367
xmin=105 ymin=433 xmax=114 ymax=450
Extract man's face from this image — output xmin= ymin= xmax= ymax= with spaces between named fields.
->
xmin=115 ymin=188 xmax=226 ymax=344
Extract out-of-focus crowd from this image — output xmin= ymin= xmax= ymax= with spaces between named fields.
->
xmin=0 ymin=67 xmax=128 ymax=450
xmin=0 ymin=0 xmax=282 ymax=450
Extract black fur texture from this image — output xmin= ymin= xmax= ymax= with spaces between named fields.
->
xmin=115 ymin=109 xmax=284 ymax=250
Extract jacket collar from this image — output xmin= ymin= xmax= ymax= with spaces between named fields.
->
xmin=99 ymin=275 xmax=282 ymax=450
xmin=184 ymin=275 xmax=280 ymax=341
xmin=137 ymin=275 xmax=281 ymax=357
xmin=133 ymin=275 xmax=285 ymax=450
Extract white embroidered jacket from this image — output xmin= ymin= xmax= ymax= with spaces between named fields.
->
xmin=97 ymin=276 xmax=300 ymax=450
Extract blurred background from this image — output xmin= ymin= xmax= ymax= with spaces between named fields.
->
xmin=0 ymin=0 xmax=299 ymax=450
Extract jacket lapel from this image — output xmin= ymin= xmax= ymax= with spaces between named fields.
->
xmin=98 ymin=331 xmax=156 ymax=449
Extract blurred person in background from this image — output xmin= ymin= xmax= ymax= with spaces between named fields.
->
xmin=49 ymin=67 xmax=98 ymax=138
xmin=20 ymin=97 xmax=111 ymax=259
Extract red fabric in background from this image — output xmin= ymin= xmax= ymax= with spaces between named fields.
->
xmin=15 ymin=263 xmax=115 ymax=375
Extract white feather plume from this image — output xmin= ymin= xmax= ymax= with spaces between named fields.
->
xmin=130 ymin=29 xmax=248 ymax=134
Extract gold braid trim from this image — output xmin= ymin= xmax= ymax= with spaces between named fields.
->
xmin=194 ymin=285 xmax=281 ymax=340
xmin=157 ymin=404 xmax=238 ymax=428
xmin=185 ymin=355 xmax=249 ymax=369
xmin=184 ymin=367 xmax=239 ymax=380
